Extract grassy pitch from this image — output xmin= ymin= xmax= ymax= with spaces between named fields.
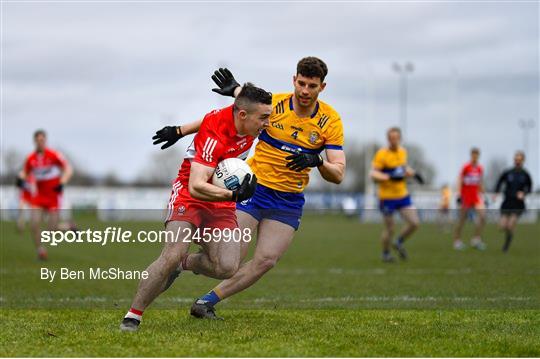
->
xmin=1 ymin=213 xmax=539 ymax=356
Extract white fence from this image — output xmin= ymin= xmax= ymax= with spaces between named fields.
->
xmin=1 ymin=186 xmax=538 ymax=223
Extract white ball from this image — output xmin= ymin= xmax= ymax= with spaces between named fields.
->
xmin=212 ymin=158 xmax=253 ymax=190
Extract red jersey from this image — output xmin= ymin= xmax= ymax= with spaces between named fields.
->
xmin=460 ymin=162 xmax=483 ymax=199
xmin=175 ymin=105 xmax=254 ymax=208
xmin=24 ymin=148 xmax=67 ymax=196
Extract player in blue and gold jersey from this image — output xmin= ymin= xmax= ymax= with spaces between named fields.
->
xmin=370 ymin=127 xmax=422 ymax=262
xmin=160 ymin=58 xmax=346 ymax=319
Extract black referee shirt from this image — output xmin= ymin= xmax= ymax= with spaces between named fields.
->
xmin=494 ymin=167 xmax=533 ymax=201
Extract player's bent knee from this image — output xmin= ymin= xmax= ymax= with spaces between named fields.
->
xmin=214 ymin=267 xmax=237 ymax=279
xmin=214 ymin=260 xmax=239 ymax=279
xmin=158 ymin=251 xmax=183 ymax=272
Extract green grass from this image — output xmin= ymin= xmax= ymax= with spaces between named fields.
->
xmin=1 ymin=213 xmax=539 ymax=356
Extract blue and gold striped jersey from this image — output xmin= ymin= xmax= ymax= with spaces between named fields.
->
xmin=247 ymin=93 xmax=344 ymax=193
xmin=372 ymin=146 xmax=409 ymax=200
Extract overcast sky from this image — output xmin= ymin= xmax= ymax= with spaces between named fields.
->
xmin=2 ymin=1 xmax=539 ymax=188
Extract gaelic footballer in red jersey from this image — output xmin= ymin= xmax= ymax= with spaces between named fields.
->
xmin=167 ymin=103 xmax=257 ymax=226
xmin=17 ymin=130 xmax=73 ymax=260
xmin=453 ymin=147 xmax=487 ymax=251
xmin=121 ymin=83 xmax=272 ymax=332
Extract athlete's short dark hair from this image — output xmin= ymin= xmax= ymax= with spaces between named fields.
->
xmin=34 ymin=129 xmax=46 ymax=139
xmin=234 ymin=82 xmax=272 ymax=112
xmin=387 ymin=127 xmax=402 ymax=136
xmin=515 ymin=150 xmax=525 ymax=160
xmin=297 ymin=57 xmax=328 ymax=82
xmin=471 ymin=147 xmax=480 ymax=155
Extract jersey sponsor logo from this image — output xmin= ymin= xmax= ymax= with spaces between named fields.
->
xmin=318 ymin=114 xmax=330 ymax=129
xmin=281 ymin=144 xmax=301 ymax=153
xmin=290 ymin=126 xmax=303 ymax=132
xmin=201 ymin=137 xmax=218 ymax=163
xmin=33 ymin=166 xmax=62 ymax=181
xmin=463 ymin=174 xmax=481 ymax=185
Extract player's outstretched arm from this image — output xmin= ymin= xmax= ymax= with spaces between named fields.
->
xmin=211 ymin=68 xmax=242 ymax=97
xmin=60 ymin=161 xmax=73 ymax=187
xmin=318 ymin=149 xmax=346 ymax=184
xmin=18 ymin=169 xmax=27 ymax=181
xmin=406 ymin=166 xmax=425 ymax=184
xmin=370 ymin=167 xmax=390 ymax=182
xmin=181 ymin=119 xmax=203 ymax=136
xmin=152 ymin=119 xmax=203 ymax=150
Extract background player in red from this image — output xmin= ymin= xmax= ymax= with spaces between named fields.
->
xmin=453 ymin=147 xmax=486 ymax=251
xmin=17 ymin=130 xmax=73 ymax=260
xmin=120 ymin=83 xmax=272 ymax=332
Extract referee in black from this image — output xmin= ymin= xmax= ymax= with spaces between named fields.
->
xmin=494 ymin=151 xmax=533 ymax=252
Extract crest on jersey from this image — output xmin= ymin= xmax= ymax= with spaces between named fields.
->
xmin=309 ymin=131 xmax=319 ymax=145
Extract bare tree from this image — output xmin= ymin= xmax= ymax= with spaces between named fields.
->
xmin=405 ymin=143 xmax=437 ymax=187
xmin=56 ymin=147 xmax=97 ymax=186
xmin=485 ymin=156 xmax=508 ymax=192
xmin=135 ymin=147 xmax=184 ymax=186
xmin=1 ymin=148 xmax=25 ymax=184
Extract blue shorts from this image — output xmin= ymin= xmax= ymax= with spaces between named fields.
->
xmin=236 ymin=184 xmax=305 ymax=231
xmin=379 ymin=195 xmax=413 ymax=216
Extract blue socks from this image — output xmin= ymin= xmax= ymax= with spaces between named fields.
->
xmin=200 ymin=290 xmax=221 ymax=306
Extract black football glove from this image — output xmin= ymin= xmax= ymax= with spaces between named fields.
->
xmin=15 ymin=177 xmax=25 ymax=189
xmin=231 ymin=174 xmax=257 ymax=202
xmin=54 ymin=184 xmax=63 ymax=193
xmin=285 ymin=153 xmax=323 ymax=172
xmin=152 ymin=126 xmax=183 ymax=150
xmin=413 ymin=173 xmax=425 ymax=185
xmin=211 ymin=68 xmax=240 ymax=97
xmin=456 ymin=196 xmax=462 ymax=205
